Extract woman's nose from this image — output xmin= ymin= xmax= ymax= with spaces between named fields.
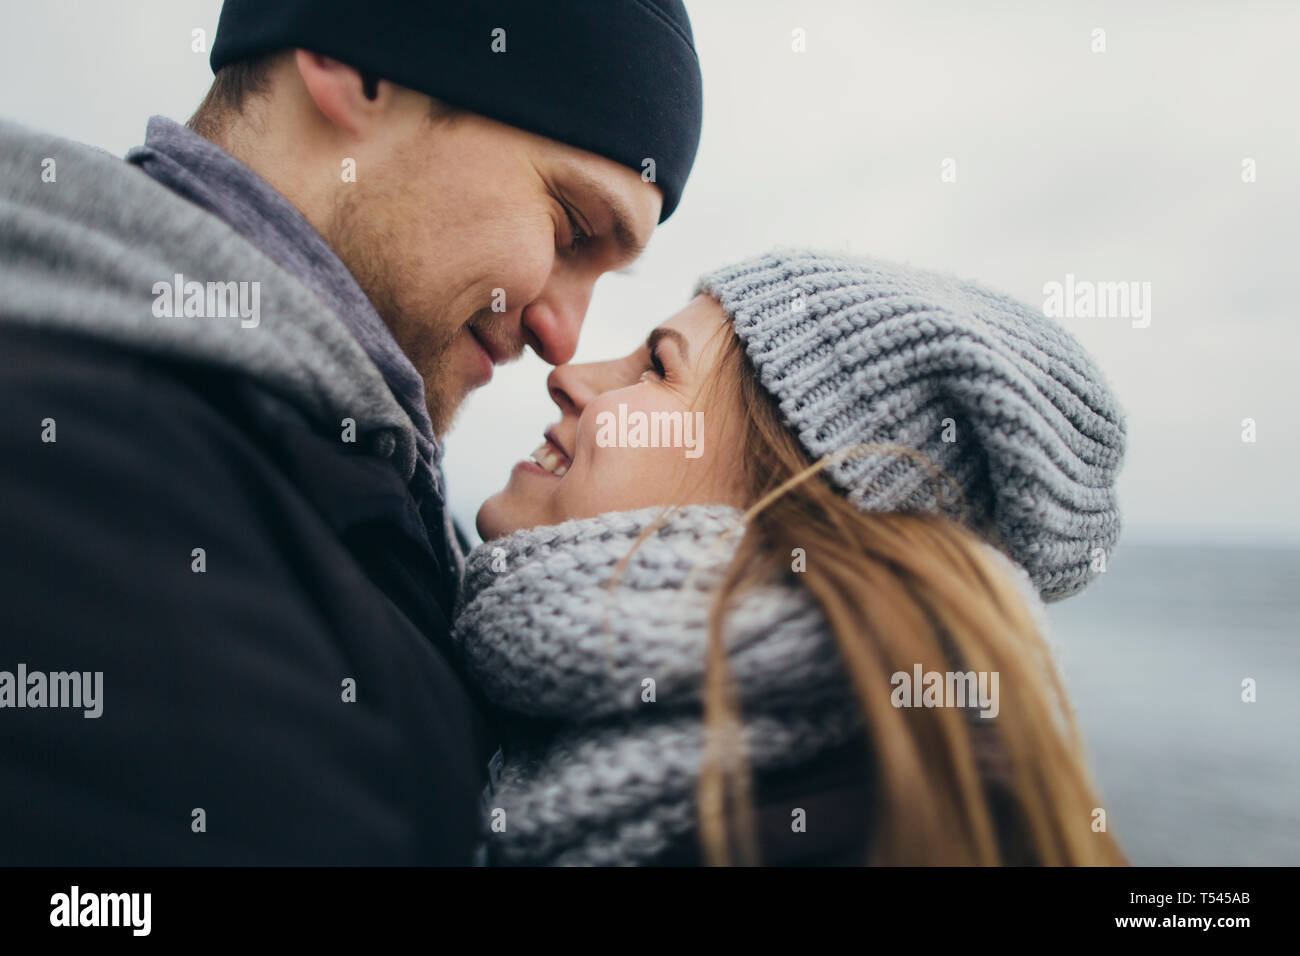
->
xmin=546 ymin=362 xmax=594 ymax=417
xmin=547 ymin=358 xmax=625 ymax=417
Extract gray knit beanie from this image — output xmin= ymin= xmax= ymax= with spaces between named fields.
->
xmin=695 ymin=250 xmax=1126 ymax=602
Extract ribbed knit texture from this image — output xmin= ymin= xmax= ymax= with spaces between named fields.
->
xmin=453 ymin=505 xmax=865 ymax=866
xmin=696 ymin=250 xmax=1127 ymax=602
xmin=453 ymin=504 xmax=1054 ymax=866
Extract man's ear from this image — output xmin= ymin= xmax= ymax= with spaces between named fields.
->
xmin=294 ymin=49 xmax=389 ymax=137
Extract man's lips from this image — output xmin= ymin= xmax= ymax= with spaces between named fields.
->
xmin=469 ymin=326 xmax=512 ymax=366
xmin=465 ymin=328 xmax=494 ymax=385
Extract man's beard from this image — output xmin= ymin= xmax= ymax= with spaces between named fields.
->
xmin=325 ymin=188 xmax=465 ymax=439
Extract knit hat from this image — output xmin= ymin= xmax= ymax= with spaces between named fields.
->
xmin=210 ymin=0 xmax=703 ymax=221
xmin=695 ymin=250 xmax=1126 ymax=602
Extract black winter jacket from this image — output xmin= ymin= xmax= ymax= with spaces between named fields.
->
xmin=0 ymin=324 xmax=497 ymax=864
xmin=0 ymin=120 xmax=497 ymax=864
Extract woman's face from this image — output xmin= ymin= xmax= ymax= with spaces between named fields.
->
xmin=476 ymin=293 xmax=750 ymax=540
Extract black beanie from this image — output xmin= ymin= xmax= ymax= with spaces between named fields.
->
xmin=210 ymin=0 xmax=703 ymax=222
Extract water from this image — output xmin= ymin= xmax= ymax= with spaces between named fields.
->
xmin=1047 ymin=543 xmax=1300 ymax=865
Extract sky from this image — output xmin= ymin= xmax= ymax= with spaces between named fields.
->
xmin=3 ymin=0 xmax=1297 ymax=547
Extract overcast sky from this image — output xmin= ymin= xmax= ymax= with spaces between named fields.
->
xmin=3 ymin=0 xmax=1297 ymax=547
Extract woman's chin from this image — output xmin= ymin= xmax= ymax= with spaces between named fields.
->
xmin=474 ymin=492 xmax=513 ymax=541
xmin=477 ymin=456 xmax=574 ymax=539
xmin=475 ymin=483 xmax=546 ymax=541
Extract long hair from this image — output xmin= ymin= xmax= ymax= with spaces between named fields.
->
xmin=690 ymin=328 xmax=1127 ymax=866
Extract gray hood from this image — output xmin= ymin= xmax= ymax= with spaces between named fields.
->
xmin=0 ymin=118 xmax=419 ymax=479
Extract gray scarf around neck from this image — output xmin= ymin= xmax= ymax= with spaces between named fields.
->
xmin=452 ymin=504 xmax=865 ymax=866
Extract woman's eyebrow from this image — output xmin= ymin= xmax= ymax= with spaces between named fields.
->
xmin=646 ymin=327 xmax=690 ymax=365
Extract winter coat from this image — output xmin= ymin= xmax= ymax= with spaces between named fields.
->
xmin=0 ymin=119 xmax=497 ymax=864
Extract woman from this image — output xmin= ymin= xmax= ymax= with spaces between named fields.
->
xmin=453 ymin=250 xmax=1128 ymax=866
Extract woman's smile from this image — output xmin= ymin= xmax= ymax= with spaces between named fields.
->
xmin=524 ymin=434 xmax=571 ymax=477
xmin=475 ymin=294 xmax=746 ymax=541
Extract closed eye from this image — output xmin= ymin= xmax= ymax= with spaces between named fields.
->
xmin=640 ymin=345 xmax=666 ymax=381
xmin=561 ymin=201 xmax=593 ymax=254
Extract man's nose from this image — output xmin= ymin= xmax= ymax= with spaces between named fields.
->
xmin=520 ymin=278 xmax=593 ymax=366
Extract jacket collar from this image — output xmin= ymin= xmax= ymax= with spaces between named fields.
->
xmin=126 ymin=115 xmax=447 ymax=507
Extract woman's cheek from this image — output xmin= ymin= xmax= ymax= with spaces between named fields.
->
xmin=553 ymin=448 xmax=633 ymax=519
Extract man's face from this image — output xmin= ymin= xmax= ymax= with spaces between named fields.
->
xmin=323 ymin=110 xmax=662 ymax=437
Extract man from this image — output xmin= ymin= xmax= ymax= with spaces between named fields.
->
xmin=0 ymin=0 xmax=702 ymax=863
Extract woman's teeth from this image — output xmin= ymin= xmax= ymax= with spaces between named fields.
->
xmin=528 ymin=442 xmax=569 ymax=477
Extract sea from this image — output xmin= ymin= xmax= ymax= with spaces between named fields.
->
xmin=1047 ymin=542 xmax=1300 ymax=865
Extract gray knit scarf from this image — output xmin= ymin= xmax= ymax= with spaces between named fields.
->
xmin=451 ymin=504 xmax=865 ymax=866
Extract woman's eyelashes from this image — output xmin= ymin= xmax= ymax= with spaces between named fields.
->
xmin=639 ymin=346 xmax=666 ymax=381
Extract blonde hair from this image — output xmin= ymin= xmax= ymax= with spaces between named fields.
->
xmin=691 ymin=329 xmax=1126 ymax=866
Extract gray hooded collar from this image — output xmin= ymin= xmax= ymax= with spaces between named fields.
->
xmin=125 ymin=115 xmax=445 ymax=504
xmin=0 ymin=117 xmax=420 ymax=485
